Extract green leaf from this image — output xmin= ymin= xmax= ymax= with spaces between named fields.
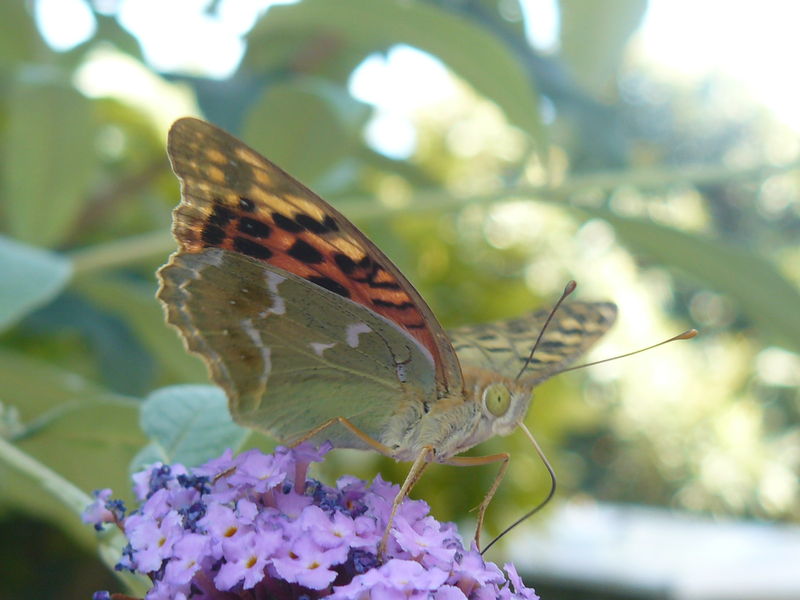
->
xmin=243 ymin=79 xmax=368 ymax=183
xmin=0 ymin=235 xmax=72 ymax=332
xmin=2 ymin=80 xmax=97 ymax=246
xmin=138 ymin=385 xmax=249 ymax=468
xmin=0 ymin=1 xmax=45 ymax=65
xmin=0 ymin=350 xmax=144 ymax=492
xmin=559 ymin=0 xmax=648 ymax=96
xmin=0 ymin=350 xmax=145 ymax=543
xmin=248 ymin=0 xmax=543 ymax=140
xmin=75 ymin=277 xmax=207 ymax=384
xmin=584 ymin=209 xmax=800 ymax=354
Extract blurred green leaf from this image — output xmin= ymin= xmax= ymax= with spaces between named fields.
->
xmin=75 ymin=277 xmax=207 ymax=384
xmin=249 ymin=0 xmax=543 ymax=140
xmin=23 ymin=293 xmax=155 ymax=396
xmin=0 ymin=235 xmax=72 ymax=332
xmin=586 ymin=209 xmax=800 ymax=353
xmin=0 ymin=349 xmax=144 ymax=543
xmin=0 ymin=2 xmax=45 ymax=65
xmin=559 ymin=0 xmax=648 ymax=97
xmin=243 ymin=78 xmax=368 ymax=183
xmin=2 ymin=80 xmax=97 ymax=247
xmin=136 ymin=385 xmax=249 ymax=469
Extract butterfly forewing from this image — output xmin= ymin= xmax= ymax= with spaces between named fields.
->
xmin=166 ymin=118 xmax=463 ymax=398
xmin=448 ymin=302 xmax=617 ymax=385
xmin=158 ymin=248 xmax=437 ymax=449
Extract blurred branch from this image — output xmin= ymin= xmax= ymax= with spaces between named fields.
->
xmin=68 ymin=158 xmax=167 ymax=244
xmin=339 ymin=160 xmax=800 ymax=218
xmin=0 ymin=434 xmax=92 ymax=519
xmin=68 ymin=230 xmax=174 ymax=276
xmin=554 ymin=161 xmax=799 ymax=194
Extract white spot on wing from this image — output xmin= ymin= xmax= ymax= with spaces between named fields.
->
xmin=264 ymin=271 xmax=287 ymax=315
xmin=206 ymin=249 xmax=225 ymax=266
xmin=242 ymin=318 xmax=271 ymax=388
xmin=310 ymin=342 xmax=336 ymax=356
xmin=396 ymin=362 xmax=408 ymax=383
xmin=346 ymin=322 xmax=372 ymax=348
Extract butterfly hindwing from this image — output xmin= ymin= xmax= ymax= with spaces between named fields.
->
xmin=448 ymin=302 xmax=617 ymax=385
xmin=158 ymin=248 xmax=437 ymax=449
xmin=166 ymin=117 xmax=463 ymax=398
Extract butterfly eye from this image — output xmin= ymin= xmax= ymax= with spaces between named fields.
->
xmin=483 ymin=383 xmax=511 ymax=417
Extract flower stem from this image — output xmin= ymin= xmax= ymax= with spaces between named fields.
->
xmin=0 ymin=436 xmax=150 ymax=595
xmin=0 ymin=434 xmax=91 ymax=515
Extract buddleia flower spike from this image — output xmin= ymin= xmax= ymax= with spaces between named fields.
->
xmin=84 ymin=445 xmax=539 ymax=600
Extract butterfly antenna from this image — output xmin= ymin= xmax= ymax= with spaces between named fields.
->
xmin=485 ymin=327 xmax=698 ymax=553
xmin=550 ymin=328 xmax=698 ymax=376
xmin=515 ymin=280 xmax=578 ymax=382
xmin=481 ymin=422 xmax=555 ymax=554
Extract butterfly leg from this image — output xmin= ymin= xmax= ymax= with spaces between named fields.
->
xmin=443 ymin=452 xmax=510 ymax=551
xmin=288 ymin=416 xmax=396 ymax=456
xmin=379 ymin=445 xmax=434 ymax=557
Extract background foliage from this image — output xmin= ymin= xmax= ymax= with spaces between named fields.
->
xmin=1 ymin=1 xmax=799 ymax=598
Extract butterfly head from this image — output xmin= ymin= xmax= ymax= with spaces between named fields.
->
xmin=480 ymin=381 xmax=533 ymax=437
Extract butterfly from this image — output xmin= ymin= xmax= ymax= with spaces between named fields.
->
xmin=157 ymin=117 xmax=616 ymax=549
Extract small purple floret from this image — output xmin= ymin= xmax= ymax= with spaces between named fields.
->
xmin=82 ymin=488 xmax=126 ymax=530
xmin=84 ymin=444 xmax=539 ymax=599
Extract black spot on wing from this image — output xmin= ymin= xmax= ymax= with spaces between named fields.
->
xmin=237 ymin=217 xmax=271 ymax=238
xmin=334 ymin=253 xmax=356 ymax=274
xmin=519 ymin=356 xmax=544 ymax=364
xmin=308 ymin=276 xmax=350 ymax=298
xmin=288 ymin=239 xmax=324 ymax=264
xmin=541 ymin=339 xmax=568 ymax=348
xmin=233 ymin=237 xmax=272 ymax=259
xmin=295 ymin=213 xmax=337 ymax=234
xmin=323 ymin=215 xmax=339 ymax=232
xmin=557 ymin=328 xmax=585 ymax=336
xmin=272 ymin=212 xmax=303 ymax=233
xmin=507 ymin=321 xmax=531 ymax=334
xmin=372 ymin=299 xmax=415 ymax=310
xmin=367 ymin=280 xmax=402 ymax=290
xmin=202 ymin=224 xmax=226 ymax=245
xmin=209 ymin=204 xmax=235 ymax=227
xmin=571 ymin=311 xmax=592 ymax=323
xmin=352 ymin=262 xmax=402 ymax=290
xmin=238 ymin=196 xmax=255 ymax=212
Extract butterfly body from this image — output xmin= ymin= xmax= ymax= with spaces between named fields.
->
xmin=158 ymin=116 xmax=616 ymax=469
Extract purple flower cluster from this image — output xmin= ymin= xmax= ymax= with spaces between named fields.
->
xmin=84 ymin=443 xmax=538 ymax=600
